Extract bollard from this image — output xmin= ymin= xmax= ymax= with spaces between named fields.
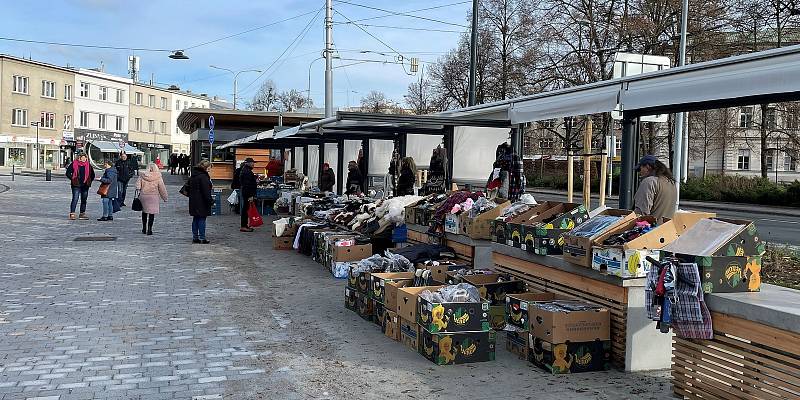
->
xmin=46 ymin=169 xmax=52 ymax=181
xmin=11 ymin=165 xmax=14 ymax=181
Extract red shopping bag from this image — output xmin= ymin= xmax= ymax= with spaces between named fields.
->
xmin=247 ymin=201 xmax=264 ymax=227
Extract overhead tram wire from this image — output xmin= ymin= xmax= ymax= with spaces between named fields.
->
xmin=184 ymin=8 xmax=320 ymax=50
xmin=332 ymin=23 xmax=463 ymax=34
xmin=343 ymin=1 xmax=471 ymax=24
xmin=238 ymin=8 xmax=323 ymax=95
xmin=333 ymin=10 xmax=408 ymax=67
xmin=333 ymin=0 xmax=469 ymax=28
xmin=0 ymin=36 xmax=172 ymax=52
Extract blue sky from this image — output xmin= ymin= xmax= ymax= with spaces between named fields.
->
xmin=1 ymin=0 xmax=472 ymax=108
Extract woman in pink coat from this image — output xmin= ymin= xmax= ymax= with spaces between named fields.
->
xmin=135 ymin=163 xmax=168 ymax=235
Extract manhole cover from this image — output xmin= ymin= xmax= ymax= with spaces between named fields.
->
xmin=74 ymin=236 xmax=117 ymax=242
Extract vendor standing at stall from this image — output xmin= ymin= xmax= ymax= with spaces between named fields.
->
xmin=396 ymin=157 xmax=417 ymax=196
xmin=239 ymin=157 xmax=258 ymax=232
xmin=319 ymin=162 xmax=335 ymax=193
xmin=345 ymin=161 xmax=363 ymax=195
xmin=633 ymin=155 xmax=677 ymax=223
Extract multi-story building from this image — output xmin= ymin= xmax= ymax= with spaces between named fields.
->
xmin=73 ymin=68 xmax=131 ymax=164
xmin=170 ymin=91 xmax=210 ymax=155
xmin=128 ymin=83 xmax=174 ymax=165
xmin=0 ymin=55 xmax=75 ymax=169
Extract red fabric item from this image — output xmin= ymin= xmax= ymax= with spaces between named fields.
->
xmin=71 ymin=159 xmax=91 ymax=184
xmin=655 ymin=266 xmax=668 ymax=297
xmin=247 ymin=201 xmax=264 ymax=227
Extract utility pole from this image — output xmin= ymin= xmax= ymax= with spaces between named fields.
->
xmin=325 ymin=0 xmax=334 ymax=117
xmin=468 ymin=0 xmax=479 ymax=106
xmin=673 ymin=0 xmax=688 ymax=210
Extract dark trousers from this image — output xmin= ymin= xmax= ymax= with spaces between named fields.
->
xmin=70 ymin=186 xmax=89 ymax=213
xmin=118 ymin=179 xmax=129 ymax=204
xmin=141 ymin=212 xmax=154 ymax=232
xmin=240 ymin=190 xmax=249 ymax=228
xmin=192 ymin=216 xmax=207 ymax=239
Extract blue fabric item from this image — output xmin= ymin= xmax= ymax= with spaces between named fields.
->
xmin=570 ymin=215 xmax=622 ymax=238
xmin=70 ymin=186 xmax=89 ymax=213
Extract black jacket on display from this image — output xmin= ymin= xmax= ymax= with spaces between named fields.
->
xmin=188 ymin=167 xmax=213 ymax=217
xmin=239 ymin=165 xmax=258 ymax=200
xmin=397 ymin=166 xmax=415 ymax=196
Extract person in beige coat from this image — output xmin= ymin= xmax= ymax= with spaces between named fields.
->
xmin=135 ymin=163 xmax=168 ymax=235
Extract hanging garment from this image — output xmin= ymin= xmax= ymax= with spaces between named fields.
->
xmin=645 ymin=261 xmax=713 ymax=340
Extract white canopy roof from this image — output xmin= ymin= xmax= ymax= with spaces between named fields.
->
xmin=89 ymin=141 xmax=144 ymax=155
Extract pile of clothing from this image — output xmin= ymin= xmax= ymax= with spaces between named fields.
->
xmin=327 ymin=195 xmax=424 ymax=235
xmin=569 ymin=215 xmax=624 ymax=238
xmin=419 ymin=283 xmax=481 ymax=304
xmin=494 ymin=194 xmax=538 ymax=222
xmin=334 ymin=251 xmax=414 ymax=279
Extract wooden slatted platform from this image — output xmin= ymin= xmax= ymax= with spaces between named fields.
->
xmin=406 ymin=223 xmax=494 ymax=267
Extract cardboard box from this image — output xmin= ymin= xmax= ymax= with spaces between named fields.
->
xmin=591 ymin=212 xmax=715 ymax=278
xmin=347 ymin=265 xmax=376 ymax=294
xmin=419 ymin=260 xmax=469 ymax=284
xmin=373 ymin=301 xmax=384 ymax=328
xmin=396 ymin=286 xmax=445 ymax=322
xmin=272 ymin=234 xmax=294 ymax=250
xmin=506 ymin=330 xmax=529 ymax=360
xmin=523 ymin=203 xmax=589 ymax=255
xmin=505 ymin=292 xmax=567 ymax=330
xmin=384 ymin=280 xmax=411 ymax=312
xmin=418 ymin=297 xmax=491 ymax=333
xmin=490 ymin=218 xmax=509 ymax=244
xmin=419 ymin=329 xmax=496 ymax=365
xmin=333 ymin=244 xmax=373 ymax=263
xmin=562 ymin=209 xmax=637 ymax=268
xmin=462 ymin=274 xmax=526 ymax=306
xmin=528 ymin=300 xmax=610 ymax=343
xmin=356 ymin=292 xmax=374 ymax=322
xmin=662 ymin=218 xmax=766 ymax=293
xmin=488 ymin=305 xmax=506 ymax=330
xmin=528 ymin=336 xmax=611 ymax=374
xmin=399 ymin=317 xmax=420 ymax=352
xmin=344 ymin=286 xmax=357 ymax=312
xmin=274 ymin=223 xmax=299 ymax=238
xmin=459 ymin=201 xmax=511 ymax=240
xmin=504 ymin=202 xmax=562 ymax=248
xmin=384 ymin=310 xmax=401 ymax=341
xmin=370 ymin=272 xmax=415 ymax=304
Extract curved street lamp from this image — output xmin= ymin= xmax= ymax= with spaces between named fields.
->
xmin=209 ymin=66 xmax=262 ymax=110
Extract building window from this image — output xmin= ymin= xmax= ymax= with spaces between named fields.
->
xmin=116 ymin=89 xmax=125 ymax=104
xmin=148 ymin=119 xmax=155 ymax=133
xmin=787 ymin=112 xmax=800 ymax=130
xmin=160 ymin=121 xmax=167 ymax=134
xmin=135 ymin=118 xmax=142 ymax=131
xmin=739 ymin=107 xmax=754 ymax=128
xmin=80 ymin=82 xmax=90 ymax=97
xmin=135 ymin=92 xmax=143 ymax=105
xmin=737 ymin=149 xmax=751 ymax=170
xmin=148 ymin=95 xmax=156 ymax=108
xmin=539 ymin=138 xmax=554 ymax=149
xmin=80 ymin=111 xmax=89 ymax=127
xmin=98 ymin=114 xmax=107 ymax=129
xmin=766 ymin=152 xmax=775 ymax=171
xmin=615 ymin=137 xmax=622 ymax=151
xmin=11 ymin=108 xmax=28 ymax=126
xmin=785 ymin=152 xmax=797 ymax=171
xmin=765 ymin=108 xmax=777 ymax=130
xmin=116 ymin=116 xmax=124 ymax=131
xmin=40 ymin=112 xmax=55 ymax=129
xmin=161 ymin=97 xmax=168 ymax=110
xmin=41 ymin=80 xmax=56 ymax=98
xmin=99 ymin=86 xmax=108 ymax=101
xmin=176 ymin=99 xmax=181 ymax=110
xmin=12 ymin=75 xmax=29 ymax=94
xmin=539 ymin=119 xmax=555 ymax=129
xmin=64 ymin=114 xmax=72 ymax=130
xmin=64 ymin=84 xmax=73 ymax=101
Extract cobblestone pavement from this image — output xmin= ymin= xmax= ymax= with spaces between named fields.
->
xmin=0 ymin=174 xmax=673 ymax=400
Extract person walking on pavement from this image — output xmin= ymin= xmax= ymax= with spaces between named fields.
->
xmin=97 ymin=159 xmax=118 ymax=221
xmin=66 ymin=151 xmax=95 ymax=220
xmin=130 ymin=153 xmax=140 ymax=176
xmin=115 ymin=152 xmax=134 ymax=207
xmin=169 ymin=153 xmax=178 ymax=175
xmin=239 ymin=157 xmax=258 ymax=232
xmin=319 ymin=162 xmax=335 ymax=192
xmin=634 ymin=155 xmax=678 ymax=223
xmin=346 ymin=160 xmax=363 ymax=195
xmin=135 ymin=163 xmax=168 ymax=235
xmin=189 ymin=159 xmax=214 ymax=244
xmin=181 ymin=154 xmax=190 ymax=175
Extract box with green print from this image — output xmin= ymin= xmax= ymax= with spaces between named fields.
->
xmin=419 ymin=329 xmax=496 ymax=365
xmin=661 ymin=218 xmax=765 ymax=293
xmin=417 ymin=297 xmax=491 ymax=333
xmin=370 ymin=272 xmax=415 ymax=304
xmin=523 ymin=203 xmax=589 ymax=255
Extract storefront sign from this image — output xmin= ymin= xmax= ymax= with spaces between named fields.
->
xmin=74 ymin=128 xmax=128 ymax=143
xmin=62 ymin=130 xmax=75 ymax=141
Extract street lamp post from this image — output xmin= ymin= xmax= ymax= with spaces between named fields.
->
xmin=30 ymin=121 xmax=40 ymax=170
xmin=307 ymin=57 xmax=325 ymax=116
xmin=209 ymin=66 xmax=262 ymax=110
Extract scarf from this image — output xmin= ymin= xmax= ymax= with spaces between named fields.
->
xmin=72 ymin=160 xmax=91 ymax=184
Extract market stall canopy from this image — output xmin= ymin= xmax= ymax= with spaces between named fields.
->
xmin=88 ymin=141 xmax=144 ymax=155
xmin=508 ymin=83 xmax=621 ymax=124
xmin=218 ymin=129 xmax=274 ymax=149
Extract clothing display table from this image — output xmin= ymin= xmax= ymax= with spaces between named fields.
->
xmin=406 ymin=223 xmax=493 ymax=267
xmin=491 ymin=243 xmax=672 ymax=372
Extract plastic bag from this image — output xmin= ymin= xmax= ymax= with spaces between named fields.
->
xmin=227 ymin=191 xmax=239 ymax=205
xmin=247 ymin=201 xmax=264 ymax=227
xmin=419 ymin=283 xmax=481 ymax=303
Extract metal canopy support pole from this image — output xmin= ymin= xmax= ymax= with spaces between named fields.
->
xmin=443 ymin=126 xmax=455 ymax=190
xmin=336 ymin=139 xmax=345 ymax=194
xmin=302 ymin=145 xmax=308 ymax=176
xmin=619 ymin=117 xmax=638 ymax=209
xmin=583 ymin=117 xmax=593 ymax=211
xmin=290 ymin=147 xmax=296 ymax=169
xmin=398 ymin=134 xmax=407 ymax=158
xmin=318 ymin=143 xmax=325 ymax=190
xmin=510 ymin=125 xmax=521 ymax=157
xmin=468 ymin=0 xmax=478 ymax=106
xmin=361 ymin=138 xmax=370 ymax=190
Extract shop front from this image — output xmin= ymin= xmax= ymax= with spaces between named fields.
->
xmin=0 ymin=135 xmax=63 ymax=169
xmin=128 ymin=142 xmax=172 ymax=168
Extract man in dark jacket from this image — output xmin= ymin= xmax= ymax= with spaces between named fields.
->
xmin=115 ymin=152 xmax=134 ymax=206
xmin=169 ymin=153 xmax=178 ymax=175
xmin=130 ymin=154 xmax=140 ymax=176
xmin=345 ymin=160 xmax=363 ymax=195
xmin=239 ymin=158 xmax=258 ymax=232
xmin=319 ymin=162 xmax=335 ymax=192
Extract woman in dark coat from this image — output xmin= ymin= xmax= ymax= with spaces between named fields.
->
xmin=345 ymin=160 xmax=363 ymax=195
xmin=188 ymin=160 xmax=214 ymax=244
xmin=319 ymin=162 xmax=335 ymax=192
xmin=396 ymin=157 xmax=417 ymax=196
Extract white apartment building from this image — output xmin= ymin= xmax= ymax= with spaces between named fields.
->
xmin=73 ymin=69 xmax=131 ymax=150
xmin=171 ymin=91 xmax=209 ymax=154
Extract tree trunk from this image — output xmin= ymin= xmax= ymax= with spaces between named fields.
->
xmin=760 ymin=103 xmax=769 ymax=178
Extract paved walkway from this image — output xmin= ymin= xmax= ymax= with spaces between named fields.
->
xmin=0 ymin=174 xmax=672 ymax=400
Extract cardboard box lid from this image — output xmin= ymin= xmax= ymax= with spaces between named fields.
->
xmin=662 ymin=218 xmax=748 ymax=256
xmin=371 ymin=272 xmax=415 ymax=281
xmin=506 ymin=202 xmax=561 ymax=224
xmin=384 ymin=279 xmax=413 ymax=310
xmin=528 ymin=301 xmax=610 ymax=342
xmin=396 ymin=285 xmax=445 ymax=321
xmin=671 ymin=211 xmax=717 ymax=235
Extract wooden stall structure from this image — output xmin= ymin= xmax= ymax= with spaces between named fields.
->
xmin=406 ymin=223 xmax=493 ymax=268
xmin=673 ymin=285 xmax=800 ymax=399
xmin=492 ymin=243 xmax=672 ymax=372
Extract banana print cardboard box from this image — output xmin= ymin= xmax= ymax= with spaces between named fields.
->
xmin=661 ymin=218 xmax=766 ymax=293
xmin=502 ymin=202 xmax=563 ymax=248
xmin=370 ymin=272 xmax=415 ymax=304
xmin=373 ymin=301 xmax=385 ymax=328
xmin=344 ymin=286 xmax=358 ymax=313
xmin=462 ymin=274 xmax=526 ymax=306
xmin=347 ymin=265 xmax=376 ymax=294
xmin=505 ymin=330 xmax=529 ymax=360
xmin=356 ymin=292 xmax=374 ymax=322
xmin=522 ymin=203 xmax=588 ymax=255
xmin=417 ymin=297 xmax=491 ymax=333
xmin=383 ymin=310 xmax=401 ymax=341
xmin=419 ymin=329 xmax=496 ymax=365
xmin=562 ymin=209 xmax=637 ymax=268
xmin=505 ymin=292 xmax=569 ymax=330
xmin=399 ymin=317 xmax=420 ymax=352
xmin=528 ymin=336 xmax=611 ymax=374
xmin=459 ymin=201 xmax=510 ymax=240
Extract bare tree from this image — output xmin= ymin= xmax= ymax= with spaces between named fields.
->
xmin=277 ymin=89 xmax=313 ymax=112
xmin=404 ymin=70 xmax=442 ymax=115
xmin=247 ymin=80 xmax=279 ymax=111
xmin=689 ymin=108 xmax=732 ymax=178
xmin=360 ymin=90 xmax=395 ymax=114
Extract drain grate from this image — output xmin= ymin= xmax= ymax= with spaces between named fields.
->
xmin=74 ymin=236 xmax=117 ymax=242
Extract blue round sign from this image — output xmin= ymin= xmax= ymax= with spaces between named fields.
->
xmin=208 ymin=115 xmax=215 ymax=129
xmin=209 ymin=129 xmax=215 ymax=145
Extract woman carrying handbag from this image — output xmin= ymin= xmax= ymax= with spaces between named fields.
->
xmin=97 ymin=159 xmax=118 ymax=221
